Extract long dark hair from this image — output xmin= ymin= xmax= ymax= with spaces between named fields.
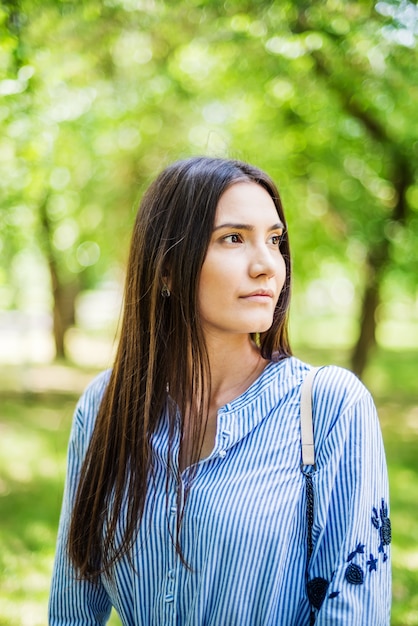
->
xmin=68 ymin=156 xmax=292 ymax=580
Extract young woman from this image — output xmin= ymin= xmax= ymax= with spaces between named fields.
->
xmin=49 ymin=157 xmax=391 ymax=625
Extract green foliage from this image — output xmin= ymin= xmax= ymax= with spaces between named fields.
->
xmin=1 ymin=0 xmax=417 ymax=295
xmin=0 ymin=392 xmax=73 ymax=626
xmin=0 ymin=0 xmax=417 ymax=367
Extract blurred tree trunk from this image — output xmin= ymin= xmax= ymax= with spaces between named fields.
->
xmin=38 ymin=195 xmax=78 ymax=360
xmin=5 ymin=4 xmax=79 ymax=360
xmin=47 ymin=261 xmax=78 ymax=360
xmin=351 ymin=280 xmax=379 ymax=377
xmin=351 ymin=248 xmax=386 ymax=377
xmin=301 ymin=41 xmax=412 ymax=377
xmin=350 ymin=162 xmax=410 ymax=377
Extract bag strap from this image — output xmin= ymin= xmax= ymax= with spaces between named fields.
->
xmin=300 ymin=367 xmax=320 ymax=467
xmin=300 ymin=367 xmax=321 ymax=626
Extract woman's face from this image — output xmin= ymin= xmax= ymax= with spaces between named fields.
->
xmin=198 ymin=182 xmax=286 ymax=342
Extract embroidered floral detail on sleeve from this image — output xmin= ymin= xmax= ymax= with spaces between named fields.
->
xmin=342 ymin=500 xmax=390 ymax=591
xmin=347 ymin=543 xmax=365 ymax=562
xmin=344 ymin=563 xmax=364 ymax=585
xmin=345 ymin=546 xmax=365 ymax=585
xmin=367 ymin=554 xmax=378 ymax=572
xmin=307 ymin=577 xmax=330 ymax=610
xmin=308 ymin=501 xmax=391 ymax=613
xmin=371 ymin=499 xmax=391 ymax=558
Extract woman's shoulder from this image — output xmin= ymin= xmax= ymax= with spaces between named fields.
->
xmin=83 ymin=368 xmax=112 ymax=395
xmin=312 ymin=363 xmax=370 ymax=410
xmin=275 ymin=356 xmax=373 ymax=424
xmin=278 ymin=356 xmax=367 ymax=398
xmin=270 ymin=356 xmax=364 ymax=394
xmin=303 ymin=361 xmax=376 ymax=443
xmin=74 ymin=369 xmax=112 ymax=433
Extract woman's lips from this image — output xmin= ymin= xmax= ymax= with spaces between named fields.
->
xmin=240 ymin=289 xmax=274 ymax=301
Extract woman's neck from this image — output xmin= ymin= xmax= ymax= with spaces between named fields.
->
xmin=179 ymin=334 xmax=270 ymax=470
xmin=205 ymin=334 xmax=269 ymax=411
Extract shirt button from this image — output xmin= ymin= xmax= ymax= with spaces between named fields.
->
xmin=168 ymin=569 xmax=175 ymax=579
xmin=219 ymin=450 xmax=227 ymax=458
xmin=165 ymin=594 xmax=174 ymax=603
xmin=170 ymin=506 xmax=176 ymax=515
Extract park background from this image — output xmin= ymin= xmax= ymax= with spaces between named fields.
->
xmin=0 ymin=0 xmax=417 ymax=624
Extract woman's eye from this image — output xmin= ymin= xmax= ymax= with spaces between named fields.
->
xmin=223 ymin=233 xmax=242 ymax=243
xmin=270 ymin=233 xmax=283 ymax=246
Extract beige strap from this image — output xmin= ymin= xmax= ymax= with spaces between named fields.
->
xmin=300 ymin=367 xmax=321 ymax=466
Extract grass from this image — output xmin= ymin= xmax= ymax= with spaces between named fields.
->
xmin=0 ymin=347 xmax=417 ymax=625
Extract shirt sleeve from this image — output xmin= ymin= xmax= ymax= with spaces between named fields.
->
xmin=48 ymin=394 xmax=112 ymax=625
xmin=309 ymin=372 xmax=391 ymax=625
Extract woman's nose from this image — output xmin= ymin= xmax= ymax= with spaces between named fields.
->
xmin=249 ymin=244 xmax=276 ymax=278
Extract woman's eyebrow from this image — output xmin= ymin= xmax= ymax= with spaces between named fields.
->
xmin=213 ymin=221 xmax=284 ymax=232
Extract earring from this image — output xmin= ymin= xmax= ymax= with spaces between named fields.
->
xmin=161 ymin=284 xmax=171 ymax=298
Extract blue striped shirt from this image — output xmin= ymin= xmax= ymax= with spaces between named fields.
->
xmin=49 ymin=357 xmax=391 ymax=625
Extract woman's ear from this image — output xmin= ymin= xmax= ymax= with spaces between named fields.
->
xmin=161 ymin=269 xmax=172 ymax=298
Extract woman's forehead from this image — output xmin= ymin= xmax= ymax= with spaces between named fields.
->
xmin=214 ymin=182 xmax=279 ymax=224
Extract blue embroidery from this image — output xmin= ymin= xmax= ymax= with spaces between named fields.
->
xmin=307 ymin=577 xmax=329 ymax=610
xmin=367 ymin=554 xmax=378 ymax=572
xmin=345 ymin=545 xmax=365 ymax=585
xmin=371 ymin=499 xmax=391 ymax=559
xmin=347 ymin=543 xmax=365 ymax=562
xmin=345 ymin=563 xmax=364 ymax=585
xmin=310 ymin=500 xmax=390 ymax=606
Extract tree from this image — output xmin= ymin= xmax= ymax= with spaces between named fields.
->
xmin=1 ymin=0 xmax=417 ymax=372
